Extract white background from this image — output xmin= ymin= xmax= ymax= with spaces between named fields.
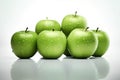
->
xmin=0 ymin=0 xmax=120 ymax=80
xmin=0 ymin=0 xmax=120 ymax=60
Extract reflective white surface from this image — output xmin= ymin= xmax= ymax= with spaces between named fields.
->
xmin=0 ymin=56 xmax=111 ymax=80
xmin=0 ymin=0 xmax=120 ymax=80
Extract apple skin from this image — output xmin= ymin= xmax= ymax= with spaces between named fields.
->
xmin=37 ymin=30 xmax=66 ymax=59
xmin=61 ymin=11 xmax=87 ymax=36
xmin=35 ymin=19 xmax=61 ymax=34
xmin=67 ymin=28 xmax=98 ymax=58
xmin=92 ymin=29 xmax=110 ymax=57
xmin=11 ymin=28 xmax=37 ymax=59
xmin=62 ymin=12 xmax=87 ymax=56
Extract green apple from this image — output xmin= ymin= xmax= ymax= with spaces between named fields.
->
xmin=37 ymin=29 xmax=66 ymax=59
xmin=61 ymin=11 xmax=87 ymax=56
xmin=92 ymin=28 xmax=110 ymax=57
xmin=35 ymin=17 xmax=61 ymax=34
xmin=67 ymin=27 xmax=98 ymax=58
xmin=11 ymin=27 xmax=37 ymax=59
xmin=61 ymin=11 xmax=87 ymax=36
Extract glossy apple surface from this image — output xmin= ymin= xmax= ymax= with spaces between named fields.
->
xmin=92 ymin=28 xmax=110 ymax=57
xmin=35 ymin=18 xmax=61 ymax=34
xmin=68 ymin=28 xmax=98 ymax=58
xmin=11 ymin=28 xmax=37 ymax=59
xmin=61 ymin=11 xmax=87 ymax=36
xmin=37 ymin=30 xmax=66 ymax=59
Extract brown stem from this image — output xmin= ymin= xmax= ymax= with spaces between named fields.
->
xmin=25 ymin=27 xmax=28 ymax=32
xmin=96 ymin=27 xmax=99 ymax=32
xmin=85 ymin=27 xmax=89 ymax=31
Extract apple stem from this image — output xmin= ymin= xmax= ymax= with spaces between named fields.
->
xmin=75 ymin=11 xmax=77 ymax=16
xmin=25 ymin=27 xmax=28 ymax=32
xmin=96 ymin=27 xmax=99 ymax=32
xmin=85 ymin=27 xmax=89 ymax=31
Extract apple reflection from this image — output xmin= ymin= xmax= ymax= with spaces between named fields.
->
xmin=11 ymin=59 xmax=38 ymax=80
xmin=37 ymin=59 xmax=66 ymax=80
xmin=62 ymin=57 xmax=98 ymax=80
xmin=91 ymin=57 xmax=110 ymax=79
